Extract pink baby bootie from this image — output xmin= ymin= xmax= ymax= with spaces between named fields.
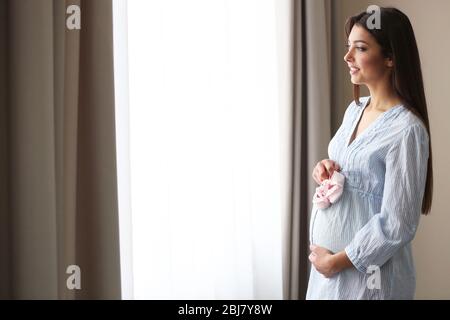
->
xmin=312 ymin=170 xmax=345 ymax=209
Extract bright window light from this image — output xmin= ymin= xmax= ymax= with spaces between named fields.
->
xmin=125 ymin=0 xmax=285 ymax=299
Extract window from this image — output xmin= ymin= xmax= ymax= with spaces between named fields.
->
xmin=115 ymin=0 xmax=289 ymax=299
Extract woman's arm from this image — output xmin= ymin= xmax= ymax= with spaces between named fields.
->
xmin=309 ymin=246 xmax=354 ymax=278
xmin=344 ymin=124 xmax=429 ymax=273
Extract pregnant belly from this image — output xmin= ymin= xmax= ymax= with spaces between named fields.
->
xmin=310 ymin=188 xmax=377 ymax=253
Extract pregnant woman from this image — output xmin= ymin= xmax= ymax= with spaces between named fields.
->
xmin=306 ymin=7 xmax=433 ymax=299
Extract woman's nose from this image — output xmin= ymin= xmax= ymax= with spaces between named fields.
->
xmin=344 ymin=49 xmax=353 ymax=63
xmin=344 ymin=51 xmax=352 ymax=62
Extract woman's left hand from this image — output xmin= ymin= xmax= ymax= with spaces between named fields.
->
xmin=308 ymin=245 xmax=338 ymax=278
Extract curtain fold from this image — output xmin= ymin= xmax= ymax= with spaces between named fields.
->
xmin=284 ymin=0 xmax=333 ymax=300
xmin=0 ymin=0 xmax=121 ymax=299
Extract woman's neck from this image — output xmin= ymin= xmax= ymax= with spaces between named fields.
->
xmin=366 ymin=81 xmax=402 ymax=112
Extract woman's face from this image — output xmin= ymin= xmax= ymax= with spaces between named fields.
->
xmin=344 ymin=24 xmax=393 ymax=86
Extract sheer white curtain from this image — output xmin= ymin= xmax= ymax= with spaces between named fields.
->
xmin=115 ymin=0 xmax=290 ymax=299
xmin=113 ymin=0 xmax=134 ymax=299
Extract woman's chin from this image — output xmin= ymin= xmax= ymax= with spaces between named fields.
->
xmin=349 ymin=71 xmax=364 ymax=84
xmin=350 ymin=77 xmax=363 ymax=85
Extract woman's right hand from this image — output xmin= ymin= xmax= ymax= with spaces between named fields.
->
xmin=312 ymin=159 xmax=341 ymax=185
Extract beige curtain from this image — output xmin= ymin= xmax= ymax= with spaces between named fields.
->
xmin=0 ymin=0 xmax=121 ymax=299
xmin=283 ymin=0 xmax=334 ymax=300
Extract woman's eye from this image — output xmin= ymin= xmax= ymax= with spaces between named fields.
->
xmin=345 ymin=44 xmax=367 ymax=52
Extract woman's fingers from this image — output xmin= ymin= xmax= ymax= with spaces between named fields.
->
xmin=313 ymin=162 xmax=327 ymax=184
xmin=313 ymin=160 xmax=341 ymax=184
xmin=318 ymin=162 xmax=330 ymax=181
xmin=323 ymin=160 xmax=342 ymax=177
xmin=324 ymin=161 xmax=334 ymax=177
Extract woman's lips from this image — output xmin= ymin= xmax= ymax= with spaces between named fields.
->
xmin=349 ymin=67 xmax=360 ymax=75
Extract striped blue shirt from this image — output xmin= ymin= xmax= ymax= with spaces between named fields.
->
xmin=306 ymin=96 xmax=430 ymax=299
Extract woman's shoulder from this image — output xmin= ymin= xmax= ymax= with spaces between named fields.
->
xmin=390 ymin=109 xmax=430 ymax=147
xmin=396 ymin=106 xmax=428 ymax=136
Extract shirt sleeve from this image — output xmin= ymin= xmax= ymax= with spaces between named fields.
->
xmin=344 ymin=124 xmax=430 ymax=273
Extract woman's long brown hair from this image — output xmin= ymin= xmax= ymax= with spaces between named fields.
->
xmin=345 ymin=7 xmax=433 ymax=215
